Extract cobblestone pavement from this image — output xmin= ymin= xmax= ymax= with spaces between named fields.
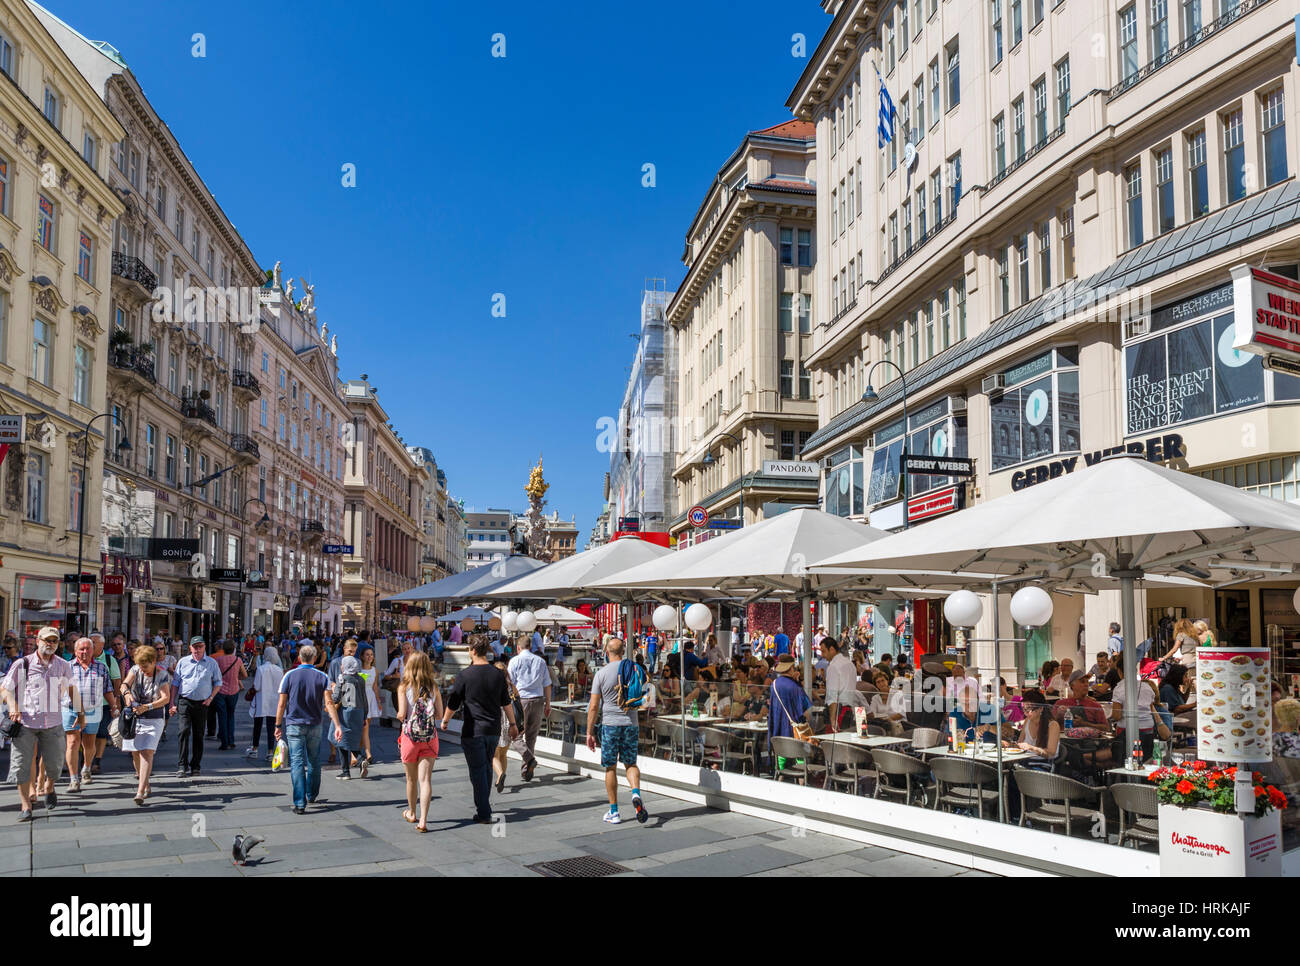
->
xmin=0 ymin=711 xmax=985 ymax=877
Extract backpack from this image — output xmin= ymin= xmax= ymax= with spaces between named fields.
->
xmin=404 ymin=689 xmax=438 ymax=742
xmin=616 ymin=659 xmax=647 ymax=712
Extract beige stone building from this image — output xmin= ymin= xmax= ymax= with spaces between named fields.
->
xmin=0 ymin=0 xmax=123 ymax=636
xmin=255 ymin=277 xmax=349 ymax=638
xmin=340 ymin=376 xmax=427 ymax=635
xmin=407 ymin=445 xmax=452 ymax=583
xmin=790 ymin=0 xmax=1300 ymax=673
xmin=668 ymin=120 xmax=820 ymax=548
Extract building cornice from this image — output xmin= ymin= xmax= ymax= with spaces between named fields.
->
xmin=786 ymin=1 xmax=877 ymax=119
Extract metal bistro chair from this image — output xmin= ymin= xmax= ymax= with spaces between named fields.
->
xmin=771 ymin=737 xmax=826 ymax=786
xmin=929 ymin=757 xmax=1000 ymax=820
xmin=652 ymin=717 xmax=675 ymax=760
xmin=911 ymin=727 xmax=942 ymax=752
xmin=698 ymin=727 xmax=732 ymax=771
xmin=870 ymin=748 xmax=935 ymax=807
xmin=1012 ymin=767 xmax=1107 ymax=838
xmin=669 ymin=722 xmax=699 ymax=765
xmin=550 ymin=710 xmax=575 ymax=743
xmin=827 ymin=743 xmax=875 ymax=796
xmin=638 ymin=720 xmax=656 ymax=755
xmin=1110 ymin=782 xmax=1160 ymax=850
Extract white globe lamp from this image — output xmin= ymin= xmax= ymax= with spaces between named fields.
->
xmin=652 ymin=604 xmax=677 ymax=632
xmin=943 ymin=590 xmax=984 ymax=628
xmin=1009 ymin=586 xmax=1054 ymax=628
xmin=1293 ymin=586 xmax=1300 ymax=616
xmin=501 ymin=611 xmax=518 ymax=633
xmin=684 ymin=603 xmax=713 ymax=632
xmin=516 ymin=610 xmax=538 ymax=634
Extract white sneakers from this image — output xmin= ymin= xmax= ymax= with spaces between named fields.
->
xmin=67 ymin=778 xmax=81 ymax=793
xmin=80 ymin=766 xmax=92 ymax=785
xmin=602 ymin=809 xmax=622 ymax=824
xmin=244 ymin=746 xmax=257 ymax=758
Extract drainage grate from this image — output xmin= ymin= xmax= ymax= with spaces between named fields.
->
xmin=190 ymin=777 xmax=244 ymax=786
xmin=527 ymin=856 xmax=630 ymax=878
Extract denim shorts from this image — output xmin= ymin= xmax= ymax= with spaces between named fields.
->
xmin=62 ymin=708 xmax=102 ymax=733
xmin=599 ymin=724 xmax=638 ymax=769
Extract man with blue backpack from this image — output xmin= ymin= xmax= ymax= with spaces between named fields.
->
xmin=585 ymin=636 xmax=649 ymax=825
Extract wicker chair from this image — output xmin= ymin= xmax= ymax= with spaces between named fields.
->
xmin=930 ymin=757 xmax=1000 ymax=819
xmin=1012 ymin=767 xmax=1107 ymax=837
xmin=911 ymin=727 xmax=942 ymax=751
xmin=870 ymin=748 xmax=935 ymax=806
xmin=826 ymin=743 xmax=875 ymax=795
xmin=771 ymin=737 xmax=826 ymax=786
xmin=1110 ymin=782 xmax=1160 ymax=849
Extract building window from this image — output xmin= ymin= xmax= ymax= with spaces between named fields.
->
xmin=1262 ymin=88 xmax=1287 ymax=187
xmin=37 ymin=195 xmax=55 ymax=251
xmin=77 ymin=232 xmax=93 ymax=281
xmin=25 ymin=452 xmax=46 ymax=523
xmin=146 ymin=424 xmax=156 ymax=477
xmin=42 ymin=86 xmax=60 ymax=129
xmin=1183 ymin=0 xmax=1202 ymax=37
xmin=990 ymin=347 xmax=1080 ymax=470
xmin=1055 ymin=58 xmax=1071 ymax=124
xmin=799 ymin=365 xmax=811 ymax=399
xmin=799 ymin=294 xmax=812 ymax=333
xmin=946 ymin=41 xmax=960 ymax=109
xmin=948 ymin=152 xmax=962 ymax=211
xmin=1032 ymin=78 xmax=1048 ymax=145
xmin=798 ymin=229 xmax=812 ymax=266
xmin=1155 ymin=147 xmax=1175 ymax=234
xmin=1119 ymin=5 xmax=1138 ymax=83
xmin=929 ymin=59 xmax=941 ymax=122
xmin=31 ymin=317 xmax=51 ymax=385
xmin=165 ymin=435 xmax=176 ymax=484
xmin=1061 ymin=207 xmax=1076 ymax=280
xmin=1012 ymin=97 xmax=1026 ymax=162
xmin=902 ymin=199 xmax=913 ymax=250
xmin=780 ymin=430 xmax=797 ymax=461
xmin=955 ymin=276 xmax=967 ymax=340
xmin=1187 ymin=129 xmax=1209 ymax=217
xmin=916 ymin=185 xmax=927 ymax=239
xmin=993 ymin=115 xmax=1006 ymax=175
xmin=889 ymin=214 xmax=899 ymax=262
xmin=930 ymin=170 xmax=943 ymax=226
xmin=73 ymin=344 xmax=91 ymax=406
xmin=0 ymin=31 xmax=12 ymax=78
xmin=913 ymin=77 xmax=925 ymax=139
xmin=1010 ymin=0 xmax=1023 ymax=46
xmin=1038 ymin=222 xmax=1051 ymax=290
xmin=780 ymin=227 xmax=793 ymax=265
xmin=997 ymin=248 xmax=1010 ymax=315
xmin=1017 ymin=234 xmax=1030 ymax=304
xmin=1151 ymin=0 xmax=1170 ymax=63
xmin=1223 ymin=108 xmax=1245 ymax=203
xmin=939 ymin=290 xmax=952 ymax=349
xmin=779 ymin=361 xmax=793 ymax=397
xmin=991 ymin=0 xmax=1003 ymax=65
xmin=1125 ymin=162 xmax=1144 ymax=249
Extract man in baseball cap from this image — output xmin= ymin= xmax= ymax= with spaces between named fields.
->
xmin=1 ymin=627 xmax=77 ymax=819
xmin=172 ymin=635 xmax=222 ymax=778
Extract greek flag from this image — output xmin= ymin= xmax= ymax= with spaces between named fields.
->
xmin=876 ymin=65 xmax=897 ymax=148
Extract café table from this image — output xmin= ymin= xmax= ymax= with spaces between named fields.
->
xmin=713 ymin=720 xmax=769 ymax=772
xmin=1105 ymin=762 xmax=1163 ymax=783
xmin=817 ymin=732 xmax=910 ymax=749
xmin=916 ymin=744 xmax=1034 ymax=766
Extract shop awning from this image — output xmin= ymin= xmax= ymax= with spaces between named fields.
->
xmin=144 ymin=602 xmax=216 ymax=615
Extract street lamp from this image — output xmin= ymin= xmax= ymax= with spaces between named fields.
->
xmin=699 ymin=431 xmax=742 ymax=467
xmin=861 ymin=360 xmax=911 ymax=530
xmin=74 ymin=412 xmax=131 ymax=636
xmin=234 ymin=497 xmax=270 ymax=638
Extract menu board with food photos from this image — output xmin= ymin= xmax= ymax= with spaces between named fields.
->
xmin=1195 ymin=647 xmax=1272 ymax=762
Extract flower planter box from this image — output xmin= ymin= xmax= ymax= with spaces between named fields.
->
xmin=1157 ymin=804 xmax=1281 ymax=876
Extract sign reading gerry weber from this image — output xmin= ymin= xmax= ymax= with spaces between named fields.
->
xmin=1010 ymin=434 xmax=1184 ymax=491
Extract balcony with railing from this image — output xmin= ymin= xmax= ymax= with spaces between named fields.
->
xmin=111 ymin=251 xmax=157 ymax=296
xmin=231 ymin=433 xmax=260 ymax=463
xmin=300 ymin=518 xmax=325 ymax=541
xmin=232 ymin=369 xmax=261 ymax=397
xmin=108 ymin=345 xmax=156 ymax=390
xmin=1107 ymin=0 xmax=1270 ymax=100
xmin=178 ymin=393 xmax=219 ymax=435
xmin=984 ymin=123 xmax=1066 ymax=194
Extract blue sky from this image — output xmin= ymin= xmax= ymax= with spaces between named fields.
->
xmin=50 ymin=0 xmax=828 ymax=544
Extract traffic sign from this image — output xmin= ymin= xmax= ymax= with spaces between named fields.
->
xmin=688 ymin=505 xmax=707 ymax=529
xmin=322 ymin=544 xmax=354 ymax=555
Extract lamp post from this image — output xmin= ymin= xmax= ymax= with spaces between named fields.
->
xmin=862 ymin=362 xmax=913 ymax=664
xmin=699 ymin=431 xmax=743 ymax=540
xmin=235 ymin=498 xmax=270 ymax=639
xmin=74 ymin=411 xmax=131 ymax=636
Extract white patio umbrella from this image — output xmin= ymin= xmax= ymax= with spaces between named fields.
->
xmin=593 ymin=507 xmax=993 ymax=690
xmin=529 ymin=604 xmax=593 ymax=625
xmin=814 ymin=453 xmax=1300 ymax=745
xmin=485 ymin=535 xmax=675 ymax=642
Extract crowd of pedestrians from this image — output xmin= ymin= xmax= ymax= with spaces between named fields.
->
xmin=0 ymin=623 xmax=650 ymax=834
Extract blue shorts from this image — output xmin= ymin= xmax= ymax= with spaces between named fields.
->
xmin=599 ymin=724 xmax=639 ymax=769
xmin=62 ymin=708 xmax=102 ymax=733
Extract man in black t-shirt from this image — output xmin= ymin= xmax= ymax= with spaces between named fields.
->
xmin=442 ymin=637 xmax=519 ymax=824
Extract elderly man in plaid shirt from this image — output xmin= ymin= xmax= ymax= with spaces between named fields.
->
xmin=65 ymin=637 xmax=119 ymax=793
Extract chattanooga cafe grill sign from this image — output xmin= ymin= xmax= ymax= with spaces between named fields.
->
xmin=1231 ymin=264 xmax=1300 ymax=374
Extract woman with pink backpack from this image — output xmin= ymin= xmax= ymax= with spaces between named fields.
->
xmin=396 ymin=650 xmax=443 ymax=832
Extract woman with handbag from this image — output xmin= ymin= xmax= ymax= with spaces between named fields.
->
xmin=358 ymin=646 xmax=380 ymax=765
xmin=247 ymin=646 xmax=284 ymax=761
xmin=121 ymin=644 xmax=171 ymax=806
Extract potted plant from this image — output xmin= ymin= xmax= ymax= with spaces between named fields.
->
xmin=1150 ymin=761 xmax=1287 ymax=876
xmin=109 ymin=328 xmax=134 ymax=348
